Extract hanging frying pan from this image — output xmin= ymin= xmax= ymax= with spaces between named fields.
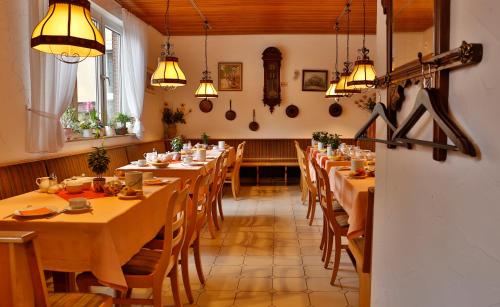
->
xmin=225 ymin=99 xmax=236 ymax=120
xmin=329 ymin=102 xmax=343 ymax=117
xmin=199 ymin=99 xmax=213 ymax=113
xmin=285 ymin=104 xmax=299 ymax=118
xmin=249 ymin=109 xmax=259 ymax=131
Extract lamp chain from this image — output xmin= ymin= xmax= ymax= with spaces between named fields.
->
xmin=204 ymin=21 xmax=208 ymax=78
xmin=164 ymin=0 xmax=171 ymax=55
xmin=335 ymin=22 xmax=340 ymax=76
xmin=345 ymin=1 xmax=351 ymax=72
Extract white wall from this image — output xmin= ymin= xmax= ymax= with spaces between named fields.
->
xmin=164 ymin=34 xmax=375 ymax=139
xmin=0 ymin=0 xmax=165 ymax=165
xmin=372 ymin=1 xmax=500 ymax=306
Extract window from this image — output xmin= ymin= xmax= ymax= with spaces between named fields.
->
xmin=71 ymin=5 xmax=124 ymax=127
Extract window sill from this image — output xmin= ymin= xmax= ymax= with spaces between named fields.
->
xmin=66 ymin=134 xmax=136 ymax=143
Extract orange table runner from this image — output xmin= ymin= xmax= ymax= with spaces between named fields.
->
xmin=57 ymin=190 xmax=108 ymax=201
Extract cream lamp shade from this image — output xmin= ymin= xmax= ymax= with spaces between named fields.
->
xmin=335 ymin=68 xmax=361 ymax=94
xmin=195 ymin=79 xmax=218 ymax=98
xmin=150 ymin=55 xmax=187 ymax=88
xmin=31 ymin=0 xmax=105 ymax=59
xmin=348 ymin=58 xmax=376 ymax=89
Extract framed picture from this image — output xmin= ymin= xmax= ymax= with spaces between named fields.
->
xmin=218 ymin=62 xmax=243 ymax=91
xmin=145 ymin=68 xmax=155 ymax=94
xmin=302 ymin=70 xmax=328 ymax=91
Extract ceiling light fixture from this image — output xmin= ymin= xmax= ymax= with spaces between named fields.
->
xmin=195 ymin=21 xmax=218 ymax=99
xmin=335 ymin=2 xmax=361 ymax=95
xmin=151 ymin=0 xmax=186 ymax=89
xmin=31 ymin=0 xmax=105 ymax=64
xmin=348 ymin=0 xmax=376 ymax=89
xmin=326 ymin=22 xmax=349 ymax=99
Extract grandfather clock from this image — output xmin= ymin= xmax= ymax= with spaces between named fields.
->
xmin=262 ymin=47 xmax=282 ymax=113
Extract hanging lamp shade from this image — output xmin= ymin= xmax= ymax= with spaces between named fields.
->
xmin=195 ymin=79 xmax=218 ymax=98
xmin=336 ymin=67 xmax=361 ymax=94
xmin=325 ymin=76 xmax=347 ymax=98
xmin=151 ymin=55 xmax=186 ymax=88
xmin=348 ymin=57 xmax=376 ymax=89
xmin=31 ymin=0 xmax=105 ymax=59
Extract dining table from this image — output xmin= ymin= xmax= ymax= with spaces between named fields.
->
xmin=116 ymin=147 xmax=235 ymax=191
xmin=0 ymin=177 xmax=181 ymax=292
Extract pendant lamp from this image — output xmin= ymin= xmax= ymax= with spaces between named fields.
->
xmin=335 ymin=2 xmax=361 ymax=95
xmin=195 ymin=21 xmax=218 ymax=98
xmin=348 ymin=0 xmax=376 ymax=89
xmin=31 ymin=0 xmax=105 ymax=63
xmin=151 ymin=0 xmax=186 ymax=89
xmin=326 ymin=22 xmax=348 ymax=98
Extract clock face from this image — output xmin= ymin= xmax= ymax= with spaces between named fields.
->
xmin=262 ymin=47 xmax=282 ymax=113
xmin=266 ymin=63 xmax=279 ymax=98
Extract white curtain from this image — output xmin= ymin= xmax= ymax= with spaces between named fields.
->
xmin=26 ymin=0 xmax=77 ymax=153
xmin=122 ymin=9 xmax=147 ymax=139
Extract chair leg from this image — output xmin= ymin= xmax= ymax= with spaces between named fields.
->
xmin=320 ymin=215 xmax=327 ymax=255
xmin=206 ymin=204 xmax=217 ymax=238
xmin=306 ymin=191 xmax=312 ymax=219
xmin=231 ymin=177 xmax=238 ymax=200
xmin=169 ymin=263 xmax=183 ymax=307
xmin=309 ymin=192 xmax=317 ymax=226
xmin=324 ymin=227 xmax=334 ymax=269
xmin=181 ymin=247 xmax=194 ymax=304
xmin=193 ymin=237 xmax=206 ymax=284
xmin=217 ymin=189 xmax=224 ymax=221
xmin=152 ymin=279 xmax=163 ymax=307
xmin=330 ymin=233 xmax=342 ymax=285
xmin=212 ymin=199 xmax=220 ymax=230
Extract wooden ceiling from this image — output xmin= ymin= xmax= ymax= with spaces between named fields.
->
xmin=393 ymin=0 xmax=434 ymax=32
xmin=116 ymin=0 xmax=378 ymax=35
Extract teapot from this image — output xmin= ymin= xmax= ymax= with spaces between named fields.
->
xmin=36 ymin=176 xmax=58 ymax=193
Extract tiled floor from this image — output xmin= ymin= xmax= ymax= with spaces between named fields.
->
xmin=135 ymin=185 xmax=360 ymax=306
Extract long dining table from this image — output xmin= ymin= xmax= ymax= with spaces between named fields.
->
xmin=116 ymin=147 xmax=235 ymax=191
xmin=0 ymin=177 xmax=180 ymax=291
xmin=308 ymin=147 xmax=375 ymax=239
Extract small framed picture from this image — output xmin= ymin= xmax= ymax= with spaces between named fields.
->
xmin=302 ymin=70 xmax=329 ymax=91
xmin=145 ymin=68 xmax=155 ymax=94
xmin=218 ymin=62 xmax=243 ymax=91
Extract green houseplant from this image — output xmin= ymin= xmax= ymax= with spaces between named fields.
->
xmin=201 ymin=132 xmax=209 ymax=145
xmin=171 ymin=136 xmax=184 ymax=152
xmin=89 ymin=109 xmax=104 ymax=138
xmin=87 ymin=145 xmax=110 ymax=192
xmin=61 ymin=107 xmax=79 ymax=140
xmin=327 ymin=133 xmax=342 ymax=150
xmin=79 ymin=119 xmax=92 ymax=138
xmin=163 ymin=104 xmax=192 ymax=138
xmin=114 ymin=113 xmax=131 ymax=135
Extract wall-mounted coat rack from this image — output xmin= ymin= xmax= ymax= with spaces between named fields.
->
xmin=354 ymin=102 xmax=401 ymax=146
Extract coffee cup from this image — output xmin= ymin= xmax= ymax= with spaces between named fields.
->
xmin=137 ymin=159 xmax=147 ymax=167
xmin=182 ymin=156 xmax=193 ymax=165
xmin=125 ymin=171 xmax=143 ymax=190
xmin=69 ymin=197 xmax=88 ymax=209
xmin=218 ymin=141 xmax=225 ymax=150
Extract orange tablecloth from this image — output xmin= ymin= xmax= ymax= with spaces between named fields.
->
xmin=0 ymin=177 xmax=180 ymax=290
xmin=117 ymin=147 xmax=235 ymax=191
xmin=307 ymin=148 xmax=350 ymax=180
xmin=331 ymin=170 xmax=375 ymax=239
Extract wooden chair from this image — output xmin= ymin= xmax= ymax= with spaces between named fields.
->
xmin=294 ymin=140 xmax=308 ymax=204
xmin=300 ymin=154 xmax=318 ymax=226
xmin=311 ymin=159 xmax=351 ymax=285
xmin=207 ymin=154 xmax=224 ymax=237
xmin=225 ymin=141 xmax=245 ymax=199
xmin=216 ymin=151 xmax=230 ymax=223
xmin=0 ymin=231 xmax=112 ymax=307
xmin=348 ymin=187 xmax=374 ymax=307
xmin=76 ymin=187 xmax=190 ymax=307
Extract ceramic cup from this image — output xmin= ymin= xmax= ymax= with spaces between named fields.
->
xmin=69 ymin=197 xmax=88 ymax=209
xmin=137 ymin=159 xmax=147 ymax=167
xmin=142 ymin=172 xmax=154 ymax=180
xmin=182 ymin=156 xmax=193 ymax=165
xmin=125 ymin=171 xmax=143 ymax=190
xmin=218 ymin=141 xmax=225 ymax=150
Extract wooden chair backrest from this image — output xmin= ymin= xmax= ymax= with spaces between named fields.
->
xmin=294 ymin=141 xmax=305 ymax=169
xmin=219 ymin=151 xmax=230 ymax=187
xmin=190 ymin=172 xmax=211 ymax=229
xmin=159 ymin=187 xmax=189 ymax=274
xmin=363 ymin=187 xmax=374 ymax=273
xmin=301 ymin=156 xmax=315 ymax=192
xmin=0 ymin=231 xmax=49 ymax=307
xmin=209 ymin=154 xmax=224 ymax=202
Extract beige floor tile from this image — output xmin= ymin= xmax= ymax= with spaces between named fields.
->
xmin=197 ymin=291 xmax=236 ymax=307
xmin=246 ymin=246 xmax=274 ymax=256
xmin=273 ymin=292 xmax=310 ymax=307
xmin=238 ymin=277 xmax=273 ymax=291
xmin=219 ymin=246 xmax=247 ymax=256
xmin=298 ymin=239 xmax=322 ymax=247
xmin=244 ymin=255 xmax=273 ymax=266
xmin=339 ymin=277 xmax=359 ymax=291
xmin=274 ymin=246 xmax=301 ymax=256
xmin=215 ymin=255 xmax=245 ymax=265
xmin=275 ymin=239 xmax=300 ymax=247
xmin=307 ymin=277 xmax=340 ymax=291
xmin=247 ymin=238 xmax=275 ymax=248
xmin=209 ymin=265 xmax=242 ymax=277
xmin=300 ymin=246 xmax=323 ymax=256
xmin=274 ymin=255 xmax=302 ymax=266
xmin=273 ymin=266 xmax=305 ymax=278
xmin=344 ymin=290 xmax=360 ymax=307
xmin=298 ymin=232 xmax=322 ymax=240
xmin=304 ymin=266 xmax=332 ymax=278
xmin=241 ymin=265 xmax=273 ymax=278
xmin=309 ymin=291 xmax=348 ymax=307
xmin=234 ymin=292 xmax=273 ymax=307
xmin=301 ymin=255 xmax=324 ymax=265
xmin=204 ymin=276 xmax=240 ymax=291
xmin=274 ymin=232 xmax=298 ymax=240
xmin=273 ymin=277 xmax=307 ymax=292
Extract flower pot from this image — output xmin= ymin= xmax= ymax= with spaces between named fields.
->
xmin=126 ymin=122 xmax=134 ymax=134
xmin=105 ymin=126 xmax=115 ymax=137
xmin=82 ymin=129 xmax=92 ymax=138
xmin=317 ymin=142 xmax=324 ymax=150
xmin=93 ymin=177 xmax=106 ymax=192
xmin=311 ymin=139 xmax=317 ymax=147
xmin=63 ymin=128 xmax=73 ymax=141
xmin=115 ymin=127 xmax=128 ymax=135
xmin=165 ymin=123 xmax=177 ymax=139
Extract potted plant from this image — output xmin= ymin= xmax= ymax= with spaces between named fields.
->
xmin=317 ymin=131 xmax=329 ymax=150
xmin=89 ymin=109 xmax=104 ymax=138
xmin=114 ymin=113 xmax=131 ymax=135
xmin=87 ymin=145 xmax=110 ymax=192
xmin=327 ymin=133 xmax=342 ymax=150
xmin=170 ymin=136 xmax=183 ymax=161
xmin=162 ymin=104 xmax=192 ymax=139
xmin=61 ymin=107 xmax=79 ymax=140
xmin=80 ymin=120 xmax=92 ymax=138
xmin=201 ymin=132 xmax=209 ymax=146
xmin=312 ymin=131 xmax=321 ymax=146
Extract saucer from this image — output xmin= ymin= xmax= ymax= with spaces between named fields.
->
xmin=63 ymin=204 xmax=93 ymax=213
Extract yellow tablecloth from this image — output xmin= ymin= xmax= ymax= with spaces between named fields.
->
xmin=0 ymin=178 xmax=180 ymax=290
xmin=331 ymin=170 xmax=375 ymax=239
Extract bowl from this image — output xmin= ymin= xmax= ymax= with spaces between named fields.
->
xmin=66 ymin=181 xmax=83 ymax=194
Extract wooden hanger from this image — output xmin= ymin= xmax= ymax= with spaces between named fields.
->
xmin=392 ymin=87 xmax=476 ymax=156
xmin=354 ymin=102 xmax=402 ymax=146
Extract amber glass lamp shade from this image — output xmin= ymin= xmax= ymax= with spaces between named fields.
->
xmin=31 ymin=0 xmax=104 ymax=58
xmin=195 ymin=79 xmax=218 ymax=98
xmin=336 ymin=71 xmax=361 ymax=94
xmin=325 ymin=78 xmax=348 ymax=98
xmin=347 ymin=59 xmax=377 ymax=89
xmin=151 ymin=56 xmax=187 ymax=88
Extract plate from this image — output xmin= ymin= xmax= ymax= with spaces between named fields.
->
xmin=118 ymin=194 xmax=141 ymax=200
xmin=63 ymin=204 xmax=93 ymax=214
xmin=14 ymin=206 xmax=57 ymax=218
xmin=149 ymin=162 xmax=170 ymax=168
xmin=143 ymin=179 xmax=169 ymax=186
xmin=337 ymin=166 xmax=351 ymax=171
xmin=349 ymin=174 xmax=367 ymax=179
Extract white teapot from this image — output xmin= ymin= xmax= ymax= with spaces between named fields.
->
xmin=36 ymin=177 xmax=58 ymax=193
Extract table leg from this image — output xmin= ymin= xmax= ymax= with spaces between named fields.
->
xmin=284 ymin=166 xmax=288 ymax=185
xmin=52 ymin=272 xmax=76 ymax=292
xmin=256 ymin=166 xmax=260 ymax=186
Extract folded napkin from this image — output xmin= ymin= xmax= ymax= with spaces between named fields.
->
xmin=18 ymin=207 xmax=53 ymax=216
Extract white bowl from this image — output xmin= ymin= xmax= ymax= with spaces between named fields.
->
xmin=66 ymin=182 xmax=83 ymax=194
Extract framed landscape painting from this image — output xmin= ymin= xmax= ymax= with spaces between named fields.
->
xmin=218 ymin=62 xmax=243 ymax=91
xmin=302 ymin=69 xmax=328 ymax=91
